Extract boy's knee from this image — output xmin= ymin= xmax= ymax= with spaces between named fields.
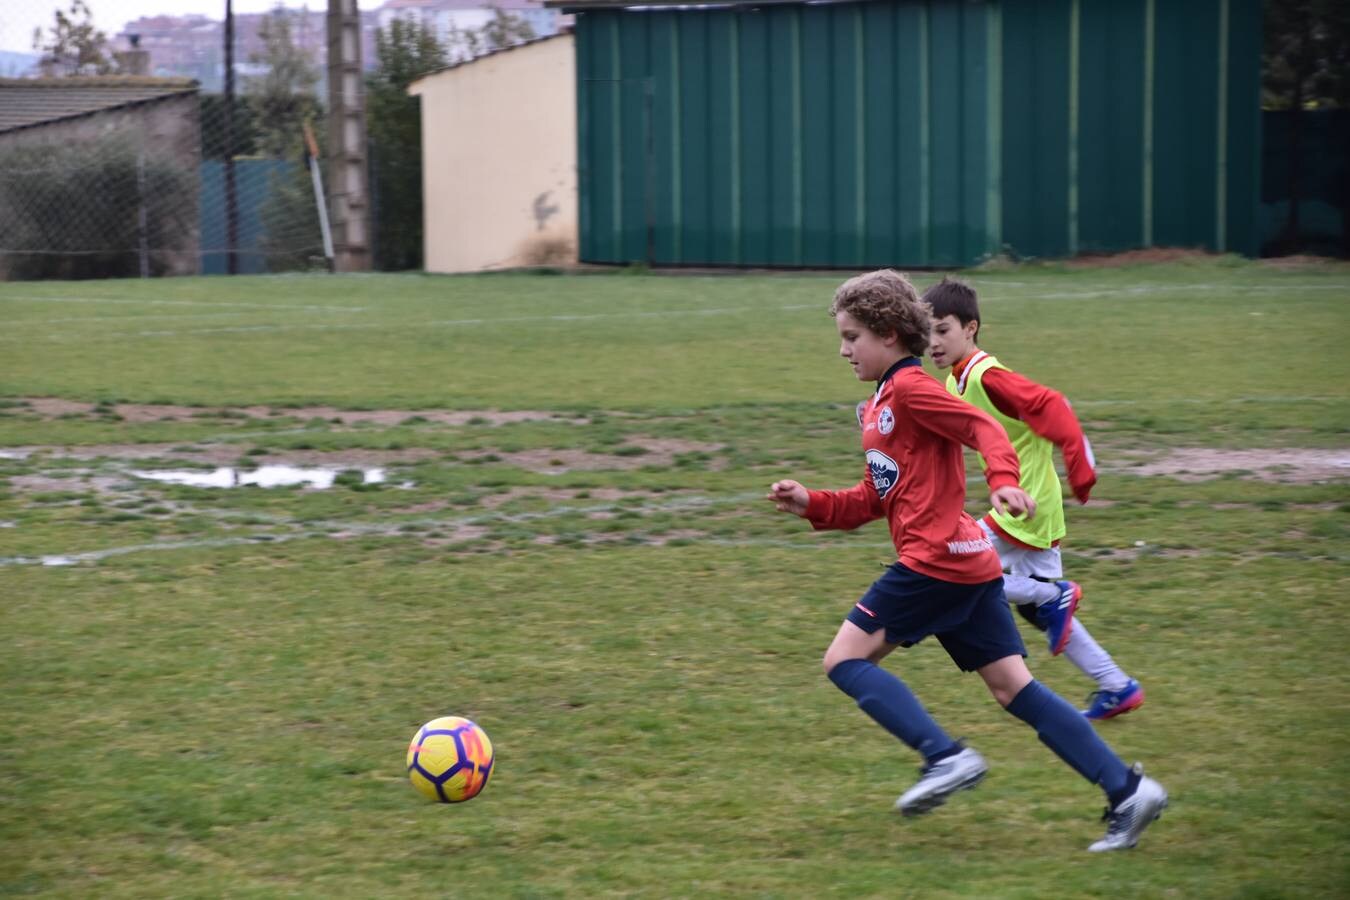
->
xmin=977 ymin=657 xmax=1034 ymax=707
xmin=823 ymin=649 xmax=865 ymax=680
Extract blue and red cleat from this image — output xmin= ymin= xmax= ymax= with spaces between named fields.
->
xmin=1037 ymin=580 xmax=1081 ymax=656
xmin=1084 ymin=679 xmax=1145 ymax=720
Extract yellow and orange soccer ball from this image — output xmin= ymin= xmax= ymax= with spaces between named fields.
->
xmin=406 ymin=716 xmax=494 ymax=803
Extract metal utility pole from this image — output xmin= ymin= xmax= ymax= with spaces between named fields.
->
xmin=326 ymin=0 xmax=370 ymax=271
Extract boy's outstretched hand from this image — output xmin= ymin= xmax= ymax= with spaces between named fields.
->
xmin=990 ymin=485 xmax=1036 ymax=519
xmin=767 ymin=480 xmax=810 ymax=517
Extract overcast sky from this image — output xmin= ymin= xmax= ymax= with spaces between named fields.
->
xmin=2 ymin=2 xmax=382 ymax=55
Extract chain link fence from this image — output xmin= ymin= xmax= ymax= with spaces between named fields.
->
xmin=1 ymin=2 xmax=335 ymax=280
xmin=1 ymin=1 xmax=557 ymax=280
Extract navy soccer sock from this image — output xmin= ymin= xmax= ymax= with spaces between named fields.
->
xmin=1005 ymin=679 xmax=1131 ymax=800
xmin=828 ymin=658 xmax=959 ymax=764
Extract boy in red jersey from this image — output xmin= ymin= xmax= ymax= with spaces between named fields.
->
xmin=924 ymin=277 xmax=1143 ymax=721
xmin=767 ymin=270 xmax=1165 ymax=851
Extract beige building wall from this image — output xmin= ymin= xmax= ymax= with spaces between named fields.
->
xmin=410 ymin=35 xmax=577 ymax=272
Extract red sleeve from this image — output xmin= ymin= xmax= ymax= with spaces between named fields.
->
xmin=804 ymin=474 xmax=883 ymax=531
xmin=982 ymin=368 xmax=1097 ymax=503
xmin=906 ymin=378 xmax=1021 ymax=493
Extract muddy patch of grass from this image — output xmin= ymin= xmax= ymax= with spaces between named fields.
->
xmin=1106 ymin=447 xmax=1350 ymax=483
xmin=14 ymin=398 xmax=591 ymax=428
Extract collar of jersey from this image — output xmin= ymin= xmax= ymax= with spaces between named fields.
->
xmin=952 ymin=350 xmax=989 ymax=394
xmin=875 ymin=356 xmax=922 ymax=394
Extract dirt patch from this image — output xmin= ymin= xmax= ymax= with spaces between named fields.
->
xmin=7 ymin=443 xmax=214 ymax=461
xmin=1065 ymin=248 xmax=1219 ymax=268
xmin=386 ymin=499 xmax=454 ymax=515
xmin=418 ymin=525 xmax=492 ymax=547
xmin=13 ymin=399 xmax=590 ymax=427
xmin=464 ymin=437 xmax=722 ymax=474
xmin=532 ymin=531 xmax=634 ymax=546
xmin=1106 ymin=448 xmax=1350 ymax=483
xmin=582 ymin=487 xmax=670 ymax=501
xmin=477 ymin=487 xmax=582 ymax=510
xmin=645 ymin=529 xmax=708 ymax=546
xmin=623 ymin=436 xmax=724 ymax=455
xmin=473 ymin=486 xmax=670 ymax=510
xmin=10 ymin=473 xmax=127 ymax=496
xmin=248 ymin=448 xmax=436 ymax=467
xmin=1066 ymin=546 xmax=1209 ymax=562
xmin=4 ymin=444 xmax=438 ymax=468
xmin=466 ymin=449 xmax=642 ymax=474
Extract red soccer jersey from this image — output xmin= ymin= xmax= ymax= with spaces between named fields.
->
xmin=804 ymin=358 xmax=1023 ymax=584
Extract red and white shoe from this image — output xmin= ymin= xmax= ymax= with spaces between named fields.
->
xmin=1084 ymin=679 xmax=1145 ymax=720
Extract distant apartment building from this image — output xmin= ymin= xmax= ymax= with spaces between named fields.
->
xmin=119 ymin=8 xmax=354 ymax=91
xmin=111 ymin=0 xmax=561 ymax=91
xmin=379 ymin=0 xmax=560 ymax=60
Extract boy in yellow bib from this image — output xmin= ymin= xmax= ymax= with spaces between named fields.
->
xmin=924 ymin=278 xmax=1143 ymax=720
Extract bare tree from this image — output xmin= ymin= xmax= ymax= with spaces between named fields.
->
xmin=443 ymin=9 xmax=535 ymax=63
xmin=32 ymin=0 xmax=114 ymax=77
xmin=246 ymin=8 xmax=323 ymax=158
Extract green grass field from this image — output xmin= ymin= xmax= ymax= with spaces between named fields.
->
xmin=2 ymin=258 xmax=1348 ymax=898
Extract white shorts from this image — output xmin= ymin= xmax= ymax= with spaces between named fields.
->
xmin=978 ymin=520 xmax=1063 ymax=580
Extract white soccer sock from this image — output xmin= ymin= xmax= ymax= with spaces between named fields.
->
xmin=1002 ymin=573 xmax=1061 ymax=606
xmin=1061 ymin=618 xmax=1131 ymax=693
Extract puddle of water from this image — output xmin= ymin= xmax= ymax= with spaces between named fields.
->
xmin=132 ymin=465 xmax=386 ymax=489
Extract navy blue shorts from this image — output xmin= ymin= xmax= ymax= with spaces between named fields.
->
xmin=846 ymin=562 xmax=1026 ymax=672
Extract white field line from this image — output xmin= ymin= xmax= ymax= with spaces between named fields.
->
xmin=982 ymin=282 xmax=1350 ymax=300
xmin=8 ymin=525 xmax=1343 ymax=568
xmin=201 ymin=490 xmax=769 ymax=532
xmin=8 ymin=468 xmax=1350 ymax=565
xmin=0 ymin=531 xmax=862 ymax=567
xmin=698 ymin=536 xmax=1350 ymax=563
xmin=0 ymin=295 xmax=370 ymax=312
xmin=2 ymin=535 xmax=304 ymax=567
xmin=1 ymin=396 xmax=1336 ymax=456
xmin=0 ymin=490 xmax=773 ymax=567
xmin=3 ymin=278 xmax=1346 ymax=342
xmin=8 ymin=312 xmax=320 ymax=326
xmin=0 ymin=303 xmax=826 ymax=342
xmin=1071 ymin=396 xmax=1341 ymax=406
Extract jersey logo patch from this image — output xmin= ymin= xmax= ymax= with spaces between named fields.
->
xmin=877 ymin=406 xmax=895 ymax=435
xmin=866 ymin=449 xmax=901 ymax=499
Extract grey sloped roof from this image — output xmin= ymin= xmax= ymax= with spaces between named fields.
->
xmin=0 ymin=76 xmax=198 ymax=134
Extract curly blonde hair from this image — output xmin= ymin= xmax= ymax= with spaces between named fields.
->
xmin=829 ymin=269 xmax=932 ymax=357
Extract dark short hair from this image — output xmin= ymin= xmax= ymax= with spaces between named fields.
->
xmin=921 ymin=277 xmax=981 ymax=337
xmin=829 ymin=269 xmax=932 ymax=357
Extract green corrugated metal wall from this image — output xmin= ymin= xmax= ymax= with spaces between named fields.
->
xmin=574 ymin=0 xmax=1261 ymax=267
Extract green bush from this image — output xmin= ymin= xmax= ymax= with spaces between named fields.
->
xmin=0 ymin=139 xmax=195 ymax=280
